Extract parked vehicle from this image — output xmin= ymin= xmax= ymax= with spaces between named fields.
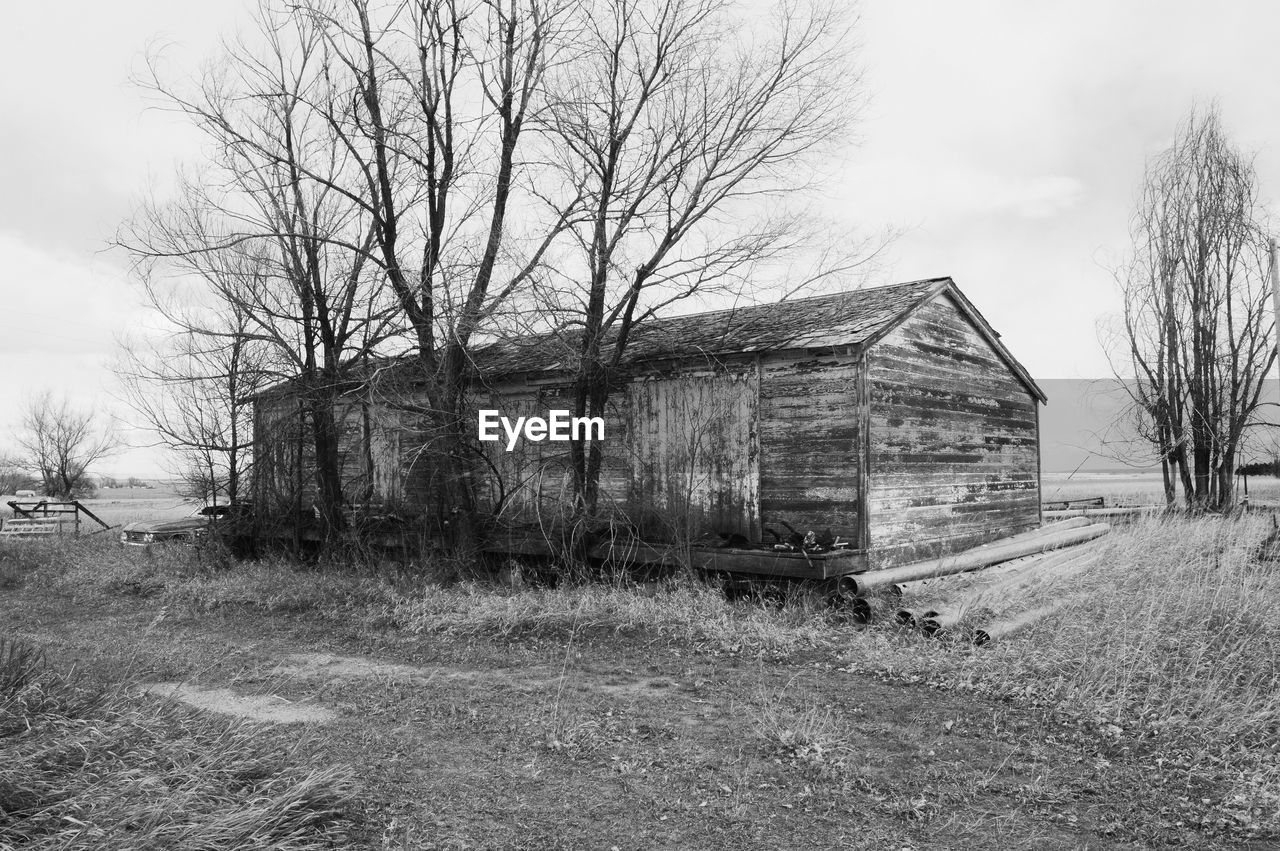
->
xmin=120 ymin=504 xmax=254 ymax=554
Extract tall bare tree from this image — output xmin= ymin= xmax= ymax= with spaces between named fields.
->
xmin=15 ymin=393 xmax=118 ymax=499
xmin=122 ymin=6 xmax=399 ymax=539
xmin=1109 ymin=106 xmax=1275 ymax=510
xmin=538 ymin=0 xmax=872 ymax=517
xmin=122 ymin=0 xmax=873 ymax=557
xmin=279 ymin=0 xmax=583 ymax=551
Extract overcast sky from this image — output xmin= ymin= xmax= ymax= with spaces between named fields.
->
xmin=2 ymin=1 xmax=1279 ymax=476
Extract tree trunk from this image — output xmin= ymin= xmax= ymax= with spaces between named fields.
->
xmin=431 ymin=350 xmax=482 ymax=560
xmin=308 ymin=391 xmax=346 ymax=542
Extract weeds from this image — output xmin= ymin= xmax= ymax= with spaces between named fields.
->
xmin=0 ymin=637 xmax=360 ymax=849
xmin=6 ymin=514 xmax=1280 ymax=843
xmin=11 ymin=514 xmax=1280 ymax=836
xmin=858 ymin=514 xmax=1280 ymax=835
xmin=755 ymin=699 xmax=848 ymax=766
xmin=392 ymin=578 xmax=840 ymax=653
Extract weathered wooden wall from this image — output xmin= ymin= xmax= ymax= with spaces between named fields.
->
xmin=469 ymin=383 xmax=582 ymax=523
xmin=865 ymin=293 xmax=1040 ymax=567
xmin=758 ymin=350 xmax=863 ymax=546
xmin=627 ymin=369 xmax=759 ymax=538
xmin=253 ymin=394 xmax=398 ymax=514
xmin=469 ymin=366 xmax=758 ymax=539
xmin=252 ymin=396 xmax=314 ymax=511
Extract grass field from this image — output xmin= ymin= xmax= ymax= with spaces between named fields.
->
xmin=2 ymin=510 xmax=1278 ymax=849
xmin=1043 ymin=469 xmax=1280 ymax=505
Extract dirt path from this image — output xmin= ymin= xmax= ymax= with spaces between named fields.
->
xmin=1 ymin=590 xmax=1246 ymax=850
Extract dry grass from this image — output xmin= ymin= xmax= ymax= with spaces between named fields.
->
xmin=1018 ymin=518 xmax=1280 ymax=738
xmin=892 ymin=517 xmax=1280 ymax=743
xmin=0 ymin=637 xmax=360 ymax=849
xmin=1 ymin=536 xmax=404 ymax=617
xmin=2 ymin=536 xmax=844 ymax=655
xmin=857 ymin=514 xmax=1280 ymax=835
xmin=8 ymin=514 xmax=1280 ymax=837
xmin=392 ymin=578 xmax=842 ymax=653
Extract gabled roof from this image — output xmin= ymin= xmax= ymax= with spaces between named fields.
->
xmin=254 ymin=277 xmax=1045 ymax=404
xmin=473 ymin=277 xmax=1046 ymax=403
xmin=475 ymin=277 xmax=946 ymax=375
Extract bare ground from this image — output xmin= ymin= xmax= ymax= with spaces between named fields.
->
xmin=1 ymin=584 xmax=1267 ymax=850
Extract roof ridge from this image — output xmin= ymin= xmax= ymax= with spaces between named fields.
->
xmin=642 ymin=277 xmax=950 ymax=329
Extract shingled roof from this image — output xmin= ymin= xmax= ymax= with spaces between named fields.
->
xmin=474 ymin=277 xmax=948 ymax=375
xmin=256 ymin=277 xmax=1044 ymax=402
xmin=469 ymin=276 xmax=1044 ymax=402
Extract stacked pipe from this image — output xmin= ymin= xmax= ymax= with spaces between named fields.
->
xmin=848 ymin=519 xmax=1110 ymax=598
xmin=907 ymin=541 xmax=1105 ymax=637
xmin=893 ymin=545 xmax=1081 ymax=629
xmin=973 ymin=594 xmax=1090 ymax=646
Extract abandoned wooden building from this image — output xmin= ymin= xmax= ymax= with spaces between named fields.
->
xmin=253 ymin=277 xmax=1045 ymax=575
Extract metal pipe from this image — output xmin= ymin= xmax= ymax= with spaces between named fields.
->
xmin=906 ymin=545 xmax=1105 ymax=637
xmin=849 ymin=523 xmax=1111 ymax=596
xmin=973 ymin=596 xmax=1081 ymax=646
xmin=893 ymin=547 xmax=1065 ymax=595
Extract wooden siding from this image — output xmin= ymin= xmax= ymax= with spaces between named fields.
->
xmin=464 ymin=380 xmax=634 ymax=526
xmin=626 ymin=370 xmax=759 ymax=538
xmin=758 ymin=350 xmax=862 ymax=545
xmin=252 ymin=396 xmax=314 ymax=511
xmin=866 ymin=293 xmax=1040 ymax=567
xmin=253 ymin=395 xmax=406 ymax=514
xmin=471 ymin=367 xmax=759 ymax=538
xmin=473 ymin=385 xmax=571 ymax=522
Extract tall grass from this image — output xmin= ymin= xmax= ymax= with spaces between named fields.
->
xmin=1 ymin=535 xmax=846 ymax=653
xmin=8 ymin=515 xmax=1280 ymax=829
xmin=860 ymin=515 xmax=1280 ymax=832
xmin=392 ymin=578 xmax=842 ymax=652
xmin=999 ymin=517 xmax=1280 ymax=747
xmin=12 ymin=516 xmax=1280 ymax=749
xmin=0 ymin=637 xmax=360 ymax=849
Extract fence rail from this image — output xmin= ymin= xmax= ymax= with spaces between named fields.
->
xmin=0 ymin=500 xmax=113 ymax=539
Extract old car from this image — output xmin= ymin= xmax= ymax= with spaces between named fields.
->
xmin=119 ymin=504 xmax=254 ymax=553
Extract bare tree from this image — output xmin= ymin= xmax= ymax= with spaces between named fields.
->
xmin=1108 ymin=105 xmax=1275 ymax=510
xmin=0 ymin=454 xmax=38 ymax=496
xmin=121 ymin=0 xmax=874 ymax=557
xmin=122 ymin=6 xmax=400 ymax=540
xmin=116 ymin=302 xmax=266 ymax=506
xmin=280 ymin=0 xmax=583 ymax=551
xmin=14 ymin=393 xmax=118 ymax=499
xmin=538 ymin=0 xmax=874 ymax=518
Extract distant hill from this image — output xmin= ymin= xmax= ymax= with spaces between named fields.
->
xmin=1038 ymin=379 xmax=1280 ymax=473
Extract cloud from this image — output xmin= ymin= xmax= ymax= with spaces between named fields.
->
xmin=835 ymin=158 xmax=1084 ymax=223
xmin=0 ymin=232 xmax=132 ymax=356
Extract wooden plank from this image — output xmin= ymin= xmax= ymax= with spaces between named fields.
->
xmin=625 ymin=370 xmax=759 ymax=537
xmin=758 ymin=349 xmax=861 ymax=544
xmin=857 ymin=353 xmax=871 ymax=553
xmin=866 ymin=292 xmax=1040 ymax=560
xmin=689 ymin=548 xmax=868 ymax=580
